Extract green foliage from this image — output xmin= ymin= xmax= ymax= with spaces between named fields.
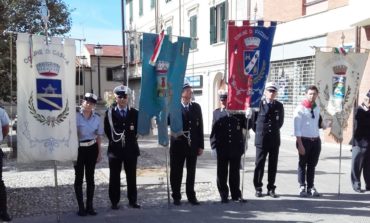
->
xmin=0 ymin=0 xmax=73 ymax=102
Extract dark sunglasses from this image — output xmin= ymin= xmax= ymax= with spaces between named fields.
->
xmin=117 ymin=94 xmax=128 ymax=99
xmin=311 ymin=109 xmax=315 ymax=119
xmin=267 ymin=89 xmax=276 ymax=93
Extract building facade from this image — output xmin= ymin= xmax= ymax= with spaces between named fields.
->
xmin=83 ymin=0 xmax=370 ymax=141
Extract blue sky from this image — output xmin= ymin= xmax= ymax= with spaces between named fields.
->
xmin=63 ymin=0 xmax=124 ymax=46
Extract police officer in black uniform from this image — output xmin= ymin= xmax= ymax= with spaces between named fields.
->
xmin=210 ymin=91 xmax=247 ymax=203
xmin=170 ymin=83 xmax=204 ymax=206
xmin=104 ymin=85 xmax=141 ymax=210
xmin=252 ymin=82 xmax=284 ymax=198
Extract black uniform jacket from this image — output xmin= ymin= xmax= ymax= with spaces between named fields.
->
xmin=170 ymin=102 xmax=204 ymax=156
xmin=352 ymin=105 xmax=370 ymax=148
xmin=104 ymin=106 xmax=140 ymax=159
xmin=252 ymin=99 xmax=284 ymax=147
xmin=210 ymin=109 xmax=246 ymax=158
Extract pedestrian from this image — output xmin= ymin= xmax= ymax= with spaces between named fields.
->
xmin=252 ymin=82 xmax=284 ymax=198
xmin=293 ymin=85 xmax=330 ymax=197
xmin=104 ymin=85 xmax=141 ymax=210
xmin=74 ymin=93 xmax=103 ymax=216
xmin=170 ymin=83 xmax=204 ymax=206
xmin=0 ymin=106 xmax=11 ymax=222
xmin=351 ymin=90 xmax=370 ymax=193
xmin=210 ymin=91 xmax=247 ymax=203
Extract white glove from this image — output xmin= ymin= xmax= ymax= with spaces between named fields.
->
xmin=211 ymin=149 xmax=217 ymax=158
xmin=245 ymin=108 xmax=253 ymax=119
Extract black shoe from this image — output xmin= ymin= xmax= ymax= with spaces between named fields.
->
xmin=255 ymin=190 xmax=263 ymax=197
xmin=232 ymin=197 xmax=247 ymax=203
xmin=188 ymin=198 xmax=200 ymax=205
xmin=86 ymin=208 xmax=97 ymax=216
xmin=111 ymin=204 xmax=120 ymax=210
xmin=129 ymin=203 xmax=141 ymax=209
xmin=365 ymin=186 xmax=370 ymax=191
xmin=77 ymin=208 xmax=87 ymax=216
xmin=0 ymin=212 xmax=12 ymax=221
xmin=267 ymin=190 xmax=278 ymax=198
xmin=173 ymin=200 xmax=181 ymax=206
xmin=221 ymin=198 xmax=229 ymax=203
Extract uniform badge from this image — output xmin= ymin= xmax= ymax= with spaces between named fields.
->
xmin=276 ymin=116 xmax=279 ymax=121
xmin=237 ymin=125 xmax=240 ymax=130
xmin=196 ymin=120 xmax=199 ymax=126
xmin=130 ymin=124 xmax=134 ymax=130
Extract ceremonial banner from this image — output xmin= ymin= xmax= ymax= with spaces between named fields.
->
xmin=227 ymin=20 xmax=277 ymax=110
xmin=315 ymin=50 xmax=369 ymax=142
xmin=138 ymin=33 xmax=191 ymax=146
xmin=16 ymin=33 xmax=78 ymax=163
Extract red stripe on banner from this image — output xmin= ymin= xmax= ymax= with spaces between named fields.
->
xmin=227 ymin=21 xmax=253 ymax=110
xmin=149 ymin=30 xmax=165 ymax=66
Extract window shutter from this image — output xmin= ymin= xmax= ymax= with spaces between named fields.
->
xmin=129 ymin=1 xmax=133 ymax=22
xmin=151 ymin=0 xmax=155 ymax=9
xmin=139 ymin=0 xmax=143 ymax=16
xmin=190 ymin=16 xmax=197 ymax=49
xmin=220 ymin=2 xmax=226 ymax=42
xmin=166 ymin=26 xmax=172 ymax=38
xmin=210 ymin=7 xmax=216 ymax=44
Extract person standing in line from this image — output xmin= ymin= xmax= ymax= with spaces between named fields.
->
xmin=252 ymin=82 xmax=284 ymax=198
xmin=74 ymin=93 xmax=103 ymax=216
xmin=104 ymin=85 xmax=141 ymax=210
xmin=351 ymin=90 xmax=370 ymax=193
xmin=0 ymin=106 xmax=11 ymax=221
xmin=293 ymin=85 xmax=330 ymax=197
xmin=170 ymin=83 xmax=204 ymax=206
xmin=210 ymin=91 xmax=247 ymax=203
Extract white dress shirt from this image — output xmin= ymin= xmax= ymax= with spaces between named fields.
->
xmin=293 ymin=104 xmax=320 ymax=138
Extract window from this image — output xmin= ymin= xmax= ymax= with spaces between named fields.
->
xmin=76 ymin=71 xmax=83 ymax=86
xmin=106 ymin=68 xmax=113 ymax=81
xmin=210 ymin=2 xmax=226 ymax=44
xmin=151 ymin=0 xmax=155 ymax=9
xmin=129 ymin=0 xmax=133 ymax=22
xmin=190 ymin=15 xmax=197 ymax=49
xmin=139 ymin=0 xmax=143 ymax=16
xmin=302 ymin=0 xmax=328 ymax=16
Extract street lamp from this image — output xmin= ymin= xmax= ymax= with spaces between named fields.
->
xmin=94 ymin=43 xmax=103 ymax=100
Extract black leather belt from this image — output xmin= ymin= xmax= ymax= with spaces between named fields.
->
xmin=301 ymin=137 xmax=320 ymax=141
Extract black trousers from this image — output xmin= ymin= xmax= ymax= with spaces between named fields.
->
xmin=298 ymin=138 xmax=321 ymax=189
xmin=170 ymin=151 xmax=197 ymax=201
xmin=253 ymin=144 xmax=280 ymax=191
xmin=108 ymin=156 xmax=138 ymax=205
xmin=0 ymin=149 xmax=8 ymax=214
xmin=74 ymin=144 xmax=98 ymax=207
xmin=351 ymin=146 xmax=370 ymax=190
xmin=217 ymin=155 xmax=241 ymax=200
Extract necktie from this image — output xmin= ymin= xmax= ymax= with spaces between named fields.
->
xmin=184 ymin=106 xmax=189 ymax=112
xmin=120 ymin=110 xmax=126 ymax=117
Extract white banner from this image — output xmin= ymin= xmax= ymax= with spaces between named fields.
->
xmin=16 ymin=33 xmax=78 ymax=163
xmin=315 ymin=50 xmax=368 ymax=142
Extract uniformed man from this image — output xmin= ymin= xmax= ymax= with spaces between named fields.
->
xmin=0 ymin=106 xmax=11 ymax=222
xmin=252 ymin=82 xmax=284 ymax=198
xmin=170 ymin=83 xmax=204 ymax=206
xmin=210 ymin=91 xmax=247 ymax=203
xmin=74 ymin=93 xmax=103 ymax=216
xmin=104 ymin=85 xmax=141 ymax=209
xmin=351 ymin=90 xmax=370 ymax=193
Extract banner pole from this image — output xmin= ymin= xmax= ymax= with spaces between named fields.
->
xmin=338 ymin=141 xmax=342 ymax=196
xmin=240 ymin=117 xmax=249 ymax=203
xmin=53 ymin=161 xmax=61 ymax=223
xmin=164 ymin=144 xmax=171 ymax=208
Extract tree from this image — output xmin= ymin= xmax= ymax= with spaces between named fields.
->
xmin=0 ymin=0 xmax=73 ymax=102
